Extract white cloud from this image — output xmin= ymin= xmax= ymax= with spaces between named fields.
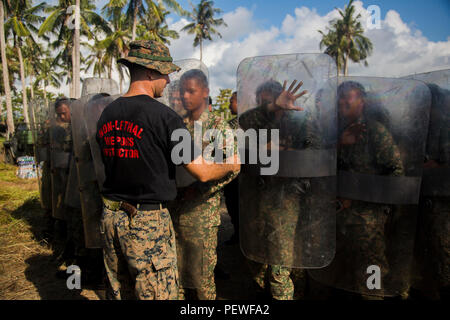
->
xmin=163 ymin=1 xmax=450 ymax=98
xmin=28 ymin=1 xmax=450 ymax=100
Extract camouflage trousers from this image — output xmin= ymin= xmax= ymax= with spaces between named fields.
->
xmin=175 ymin=225 xmax=218 ymax=300
xmin=40 ymin=162 xmax=52 ymax=211
xmin=65 ymin=206 xmax=86 ymax=257
xmin=248 ymin=261 xmax=295 ymax=300
xmin=335 ymin=202 xmax=389 ymax=297
xmin=101 ymin=199 xmax=179 ymax=300
xmin=51 ymin=168 xmax=69 ymax=220
xmin=414 ymin=197 xmax=450 ymax=297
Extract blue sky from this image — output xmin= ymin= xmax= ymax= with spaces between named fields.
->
xmin=37 ymin=0 xmax=450 ymax=96
xmin=173 ymin=0 xmax=450 ymax=42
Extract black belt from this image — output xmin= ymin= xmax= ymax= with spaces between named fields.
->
xmin=128 ymin=202 xmax=167 ymax=211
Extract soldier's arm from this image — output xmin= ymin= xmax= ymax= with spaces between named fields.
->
xmin=239 ymin=106 xmax=277 ymax=131
xmin=372 ymin=123 xmax=404 ymax=176
xmin=184 ymin=155 xmax=240 ymax=183
xmin=184 ymin=117 xmax=241 ymax=184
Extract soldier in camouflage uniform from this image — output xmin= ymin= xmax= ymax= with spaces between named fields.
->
xmin=50 ymin=98 xmax=74 ymax=258
xmin=224 ymin=92 xmax=240 ymax=245
xmin=239 ymin=80 xmax=315 ymax=300
xmin=335 ymin=81 xmax=404 ymax=299
xmin=414 ymin=84 xmax=450 ymax=299
xmin=169 ymin=69 xmax=239 ymax=300
xmin=36 ymin=116 xmax=54 ymax=240
xmin=96 ymin=41 xmax=240 ymax=300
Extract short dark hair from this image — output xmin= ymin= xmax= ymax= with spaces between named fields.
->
xmin=55 ymin=97 xmax=70 ymax=110
xmin=337 ymin=81 xmax=367 ymax=99
xmin=180 ymin=69 xmax=208 ymax=89
xmin=90 ymin=93 xmax=111 ymax=102
xmin=209 ymin=96 xmax=212 ymax=105
xmin=129 ymin=63 xmax=161 ymax=80
xmin=255 ymin=80 xmax=283 ymax=100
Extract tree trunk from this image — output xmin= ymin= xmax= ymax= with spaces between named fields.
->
xmin=132 ymin=6 xmax=138 ymax=41
xmin=43 ymin=83 xmax=48 ymax=109
xmin=200 ymin=38 xmax=203 ymax=62
xmin=73 ymin=0 xmax=81 ymax=98
xmin=30 ymin=69 xmax=34 ymax=100
xmin=0 ymin=3 xmax=14 ymax=138
xmin=17 ymin=45 xmax=30 ymax=126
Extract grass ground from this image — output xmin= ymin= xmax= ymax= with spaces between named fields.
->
xmin=0 ymin=160 xmax=252 ymax=300
xmin=0 ymin=162 xmax=101 ymax=300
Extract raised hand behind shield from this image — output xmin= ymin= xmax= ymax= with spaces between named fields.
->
xmin=269 ymin=80 xmax=308 ymax=112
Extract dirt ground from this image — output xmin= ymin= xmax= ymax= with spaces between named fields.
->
xmin=0 ymin=162 xmax=258 ymax=300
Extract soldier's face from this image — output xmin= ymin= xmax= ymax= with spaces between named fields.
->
xmin=180 ymin=78 xmax=209 ymax=112
xmin=257 ymin=91 xmax=276 ymax=107
xmin=229 ymin=93 xmax=237 ymax=114
xmin=56 ymin=104 xmax=71 ymax=123
xmin=338 ymin=89 xmax=364 ymax=123
xmin=151 ymin=72 xmax=170 ymax=98
xmin=170 ymin=91 xmax=186 ymax=115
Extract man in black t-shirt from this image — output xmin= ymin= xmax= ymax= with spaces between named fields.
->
xmin=96 ymin=40 xmax=240 ymax=300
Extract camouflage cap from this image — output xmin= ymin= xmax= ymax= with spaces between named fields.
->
xmin=118 ymin=40 xmax=180 ymax=75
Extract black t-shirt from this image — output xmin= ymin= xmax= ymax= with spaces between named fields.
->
xmin=96 ymin=95 xmax=193 ymax=204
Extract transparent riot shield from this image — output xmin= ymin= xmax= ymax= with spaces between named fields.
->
xmin=84 ymin=95 xmax=121 ymax=190
xmin=402 ymin=69 xmax=450 ymax=297
xmin=237 ymin=53 xmax=337 ymax=268
xmin=29 ymin=98 xmax=52 ymax=211
xmin=159 ymin=59 xmax=209 ymax=188
xmin=161 ymin=60 xmax=209 ymax=288
xmin=49 ymin=99 xmax=73 ymax=220
xmin=309 ymin=77 xmax=431 ymax=298
xmin=72 ymin=88 xmax=119 ymax=248
xmin=81 ymin=77 xmax=120 ymax=97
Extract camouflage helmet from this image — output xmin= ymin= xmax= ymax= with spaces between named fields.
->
xmin=118 ymin=40 xmax=180 ymax=75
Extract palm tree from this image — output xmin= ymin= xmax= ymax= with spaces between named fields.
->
xmin=85 ymin=39 xmax=108 ymax=78
xmin=39 ymin=0 xmax=111 ymax=98
xmin=102 ymin=1 xmax=131 ymax=92
xmin=136 ymin=2 xmax=179 ymax=44
xmin=0 ymin=2 xmax=15 ymax=137
xmin=4 ymin=0 xmax=46 ymax=128
xmin=35 ymin=52 xmax=63 ymax=109
xmin=319 ymin=0 xmax=373 ymax=76
xmin=181 ymin=0 xmax=227 ymax=62
xmin=126 ymin=0 xmax=184 ymax=41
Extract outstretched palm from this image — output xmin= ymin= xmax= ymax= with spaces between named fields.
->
xmin=273 ymin=80 xmax=308 ymax=111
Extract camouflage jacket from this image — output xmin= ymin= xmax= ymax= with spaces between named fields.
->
xmin=170 ymin=109 xmax=239 ymax=228
xmin=228 ymin=116 xmax=239 ymax=130
xmin=338 ymin=117 xmax=404 ymax=176
xmin=238 ymin=105 xmax=322 ymax=213
xmin=50 ymin=121 xmax=73 ymax=170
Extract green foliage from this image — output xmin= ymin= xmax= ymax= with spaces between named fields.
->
xmin=212 ymin=88 xmax=233 ymax=120
xmin=181 ymin=0 xmax=227 ymax=60
xmin=318 ymin=0 xmax=373 ymax=75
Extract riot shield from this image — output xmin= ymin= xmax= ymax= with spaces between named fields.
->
xmin=237 ymin=53 xmax=337 ymax=268
xmin=49 ymin=99 xmax=73 ymax=220
xmin=73 ymin=84 xmax=119 ymax=248
xmin=159 ymin=59 xmax=209 ymax=188
xmin=29 ymin=98 xmax=52 ymax=211
xmin=84 ymin=95 xmax=121 ymax=191
xmin=402 ymin=69 xmax=450 ymax=297
xmin=161 ymin=60 xmax=209 ymax=288
xmin=81 ymin=77 xmax=120 ymax=97
xmin=309 ymin=77 xmax=432 ymax=298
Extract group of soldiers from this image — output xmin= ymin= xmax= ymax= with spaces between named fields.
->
xmin=27 ymin=51 xmax=449 ymax=300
